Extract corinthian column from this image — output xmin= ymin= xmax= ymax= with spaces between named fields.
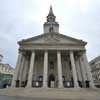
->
xmin=75 ymin=57 xmax=82 ymax=82
xmin=43 ymin=51 xmax=48 ymax=88
xmin=26 ymin=51 xmax=35 ymax=88
xmin=11 ymin=51 xmax=22 ymax=88
xmin=70 ymin=51 xmax=79 ymax=88
xmin=22 ymin=56 xmax=29 ymax=82
xmin=79 ymin=56 xmax=87 ymax=88
xmin=19 ymin=55 xmax=25 ymax=87
xmin=57 ymin=51 xmax=63 ymax=88
xmin=82 ymin=52 xmax=95 ymax=88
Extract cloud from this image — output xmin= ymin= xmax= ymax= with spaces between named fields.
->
xmin=0 ymin=0 xmax=100 ymax=67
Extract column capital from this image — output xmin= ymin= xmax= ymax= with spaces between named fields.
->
xmin=18 ymin=50 xmax=27 ymax=57
xmin=18 ymin=50 xmax=22 ymax=54
xmin=70 ymin=50 xmax=73 ymax=53
xmin=44 ymin=50 xmax=48 ymax=53
xmin=31 ymin=50 xmax=35 ymax=55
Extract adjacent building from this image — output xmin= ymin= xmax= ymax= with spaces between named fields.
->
xmin=89 ymin=56 xmax=100 ymax=88
xmin=12 ymin=6 xmax=94 ymax=88
xmin=0 ymin=63 xmax=14 ymax=82
xmin=0 ymin=53 xmax=14 ymax=88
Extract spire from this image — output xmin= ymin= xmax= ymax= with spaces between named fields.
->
xmin=47 ymin=6 xmax=56 ymax=22
xmin=43 ymin=6 xmax=59 ymax=33
xmin=48 ymin=5 xmax=54 ymax=16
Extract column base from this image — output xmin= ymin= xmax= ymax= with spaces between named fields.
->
xmin=25 ymin=86 xmax=32 ymax=88
xmin=42 ymin=85 xmax=48 ymax=89
xmin=58 ymin=84 xmax=64 ymax=88
xmin=42 ymin=87 xmax=48 ymax=89
xmin=11 ymin=86 xmax=16 ymax=88
xmin=58 ymin=87 xmax=64 ymax=89
xmin=74 ymin=86 xmax=80 ymax=88
xmin=90 ymin=84 xmax=96 ymax=89
xmin=26 ymin=85 xmax=33 ymax=88
xmin=74 ymin=81 xmax=80 ymax=88
xmin=11 ymin=80 xmax=16 ymax=88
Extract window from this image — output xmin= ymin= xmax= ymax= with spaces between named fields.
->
xmin=50 ymin=61 xmax=54 ymax=69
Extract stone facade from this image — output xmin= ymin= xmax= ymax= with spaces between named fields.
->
xmin=0 ymin=63 xmax=14 ymax=88
xmin=0 ymin=64 xmax=14 ymax=75
xmin=0 ymin=53 xmax=14 ymax=79
xmin=12 ymin=6 xmax=94 ymax=88
xmin=89 ymin=56 xmax=100 ymax=88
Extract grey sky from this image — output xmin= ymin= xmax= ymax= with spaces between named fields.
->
xmin=0 ymin=0 xmax=100 ymax=68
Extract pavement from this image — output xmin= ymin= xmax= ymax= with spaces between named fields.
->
xmin=0 ymin=95 xmax=68 ymax=100
xmin=0 ymin=88 xmax=100 ymax=100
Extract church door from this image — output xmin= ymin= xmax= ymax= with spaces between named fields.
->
xmin=48 ymin=74 xmax=55 ymax=88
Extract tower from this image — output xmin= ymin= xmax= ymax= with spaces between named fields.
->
xmin=43 ymin=6 xmax=59 ymax=33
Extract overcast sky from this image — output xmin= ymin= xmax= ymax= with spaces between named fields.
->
xmin=0 ymin=0 xmax=100 ymax=68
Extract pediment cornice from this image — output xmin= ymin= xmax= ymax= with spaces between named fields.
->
xmin=18 ymin=32 xmax=87 ymax=46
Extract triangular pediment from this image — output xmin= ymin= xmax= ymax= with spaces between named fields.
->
xmin=19 ymin=32 xmax=86 ymax=46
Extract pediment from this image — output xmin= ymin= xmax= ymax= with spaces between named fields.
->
xmin=19 ymin=32 xmax=86 ymax=46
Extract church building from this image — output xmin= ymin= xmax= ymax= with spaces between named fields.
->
xmin=12 ymin=6 xmax=94 ymax=88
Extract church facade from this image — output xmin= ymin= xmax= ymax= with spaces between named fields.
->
xmin=12 ymin=7 xmax=94 ymax=88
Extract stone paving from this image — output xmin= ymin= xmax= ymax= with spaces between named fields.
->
xmin=0 ymin=88 xmax=100 ymax=100
xmin=0 ymin=95 xmax=69 ymax=100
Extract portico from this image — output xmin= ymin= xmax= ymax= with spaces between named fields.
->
xmin=12 ymin=49 xmax=94 ymax=88
xmin=11 ymin=6 xmax=94 ymax=88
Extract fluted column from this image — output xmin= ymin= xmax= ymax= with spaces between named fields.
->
xmin=11 ymin=51 xmax=22 ymax=88
xmin=22 ymin=56 xmax=29 ymax=82
xmin=43 ymin=51 xmax=48 ymax=88
xmin=26 ymin=51 xmax=35 ymax=88
xmin=75 ymin=58 xmax=82 ymax=82
xmin=82 ymin=52 xmax=95 ymax=88
xmin=70 ymin=51 xmax=79 ymax=88
xmin=57 ymin=51 xmax=63 ymax=88
xmin=79 ymin=56 xmax=87 ymax=87
xmin=19 ymin=55 xmax=25 ymax=86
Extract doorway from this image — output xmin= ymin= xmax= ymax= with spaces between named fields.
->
xmin=48 ymin=74 xmax=55 ymax=88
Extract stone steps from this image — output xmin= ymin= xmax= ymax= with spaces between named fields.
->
xmin=0 ymin=88 xmax=100 ymax=100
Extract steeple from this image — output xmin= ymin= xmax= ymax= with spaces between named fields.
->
xmin=47 ymin=6 xmax=56 ymax=22
xmin=48 ymin=6 xmax=54 ymax=16
xmin=43 ymin=6 xmax=59 ymax=33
